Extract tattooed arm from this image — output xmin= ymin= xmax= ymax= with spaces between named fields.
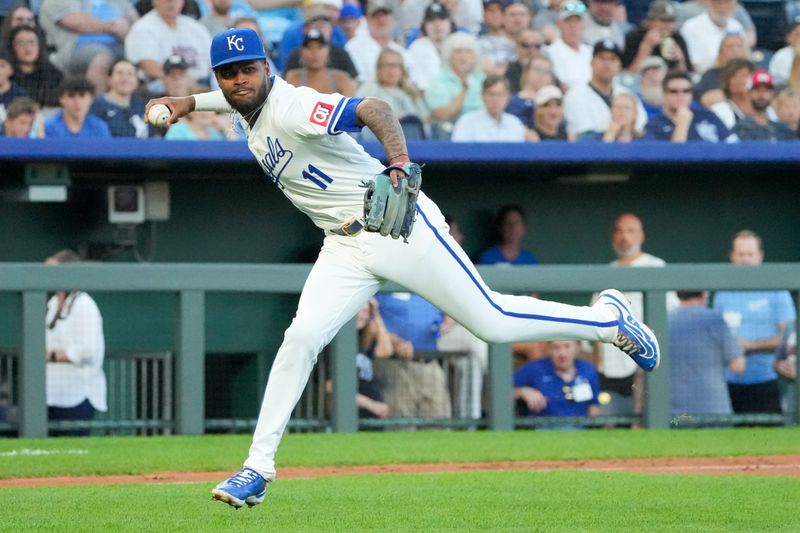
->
xmin=356 ymin=98 xmax=410 ymax=184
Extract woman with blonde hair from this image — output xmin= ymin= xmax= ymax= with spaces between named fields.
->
xmin=424 ymin=32 xmax=485 ymax=139
xmin=356 ymin=48 xmax=428 ymax=122
xmin=601 ymin=93 xmax=642 ymax=142
xmin=577 ymin=92 xmax=641 ymax=142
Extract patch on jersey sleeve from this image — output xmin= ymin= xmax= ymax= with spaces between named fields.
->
xmin=309 ymin=102 xmax=334 ymax=126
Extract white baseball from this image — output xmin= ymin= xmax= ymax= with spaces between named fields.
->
xmin=147 ymin=104 xmax=171 ymax=127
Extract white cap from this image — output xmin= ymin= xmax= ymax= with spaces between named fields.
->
xmin=312 ymin=0 xmax=343 ymax=9
xmin=535 ymin=85 xmax=564 ymax=106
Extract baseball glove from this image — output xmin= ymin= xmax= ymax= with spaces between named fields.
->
xmin=363 ymin=162 xmax=422 ymax=242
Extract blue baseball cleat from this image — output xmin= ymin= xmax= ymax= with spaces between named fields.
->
xmin=596 ymin=289 xmax=660 ymax=372
xmin=211 ymin=467 xmax=269 ymax=509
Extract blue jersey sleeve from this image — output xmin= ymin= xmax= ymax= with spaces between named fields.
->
xmin=287 ymin=83 xmax=363 ymax=138
xmin=332 ymin=97 xmax=363 ymax=133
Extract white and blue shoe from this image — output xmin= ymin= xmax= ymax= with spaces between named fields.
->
xmin=211 ymin=467 xmax=268 ymax=509
xmin=596 ymin=289 xmax=660 ymax=372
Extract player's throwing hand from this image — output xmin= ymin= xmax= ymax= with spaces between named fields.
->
xmin=144 ymin=96 xmax=195 ymax=127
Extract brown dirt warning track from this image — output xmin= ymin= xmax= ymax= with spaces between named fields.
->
xmin=1 ymin=455 xmax=799 ymax=488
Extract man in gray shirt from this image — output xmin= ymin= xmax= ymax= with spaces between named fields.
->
xmin=669 ymin=291 xmax=744 ymax=420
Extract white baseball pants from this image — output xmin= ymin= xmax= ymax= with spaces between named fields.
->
xmin=244 ymin=194 xmax=618 ymax=479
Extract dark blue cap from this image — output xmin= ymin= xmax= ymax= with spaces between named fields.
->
xmin=210 ymin=28 xmax=266 ymax=69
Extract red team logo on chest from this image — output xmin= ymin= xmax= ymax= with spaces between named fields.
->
xmin=309 ymin=101 xmax=334 ymax=126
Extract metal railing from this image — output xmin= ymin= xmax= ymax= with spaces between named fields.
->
xmin=95 ymin=351 xmax=173 ymax=435
xmin=0 ymin=350 xmax=173 ymax=435
xmin=1 ymin=262 xmax=799 ymax=437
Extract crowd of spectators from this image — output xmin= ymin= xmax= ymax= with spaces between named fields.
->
xmin=1 ymin=0 xmax=799 ymax=141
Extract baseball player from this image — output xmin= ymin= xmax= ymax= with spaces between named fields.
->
xmin=146 ymin=28 xmax=660 ymax=510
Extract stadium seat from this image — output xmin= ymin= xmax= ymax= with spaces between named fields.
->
xmin=399 ymin=115 xmax=427 ymax=141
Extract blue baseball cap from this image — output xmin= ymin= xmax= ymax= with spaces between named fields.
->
xmin=210 ymin=28 xmax=267 ymax=69
xmin=340 ymin=3 xmax=363 ymax=18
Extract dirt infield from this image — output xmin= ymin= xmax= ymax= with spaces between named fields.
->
xmin=2 ymin=455 xmax=799 ymax=488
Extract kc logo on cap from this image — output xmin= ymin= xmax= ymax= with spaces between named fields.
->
xmin=211 ymin=28 xmax=267 ymax=69
xmin=227 ymin=35 xmax=245 ymax=52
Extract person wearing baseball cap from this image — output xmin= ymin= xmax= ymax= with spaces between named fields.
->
xmin=338 ymin=3 xmax=364 ymax=41
xmin=162 ymin=55 xmax=194 ymax=96
xmin=592 ymin=39 xmax=622 ymax=60
xmin=284 ymin=28 xmax=357 ymax=97
xmin=732 ymin=70 xmax=795 ymax=140
xmin=563 ymin=39 xmax=647 ymax=139
xmin=478 ymin=0 xmax=516 ymax=80
xmin=622 ymin=0 xmax=691 ymax=73
xmin=547 ymin=1 xmax=593 ymax=91
xmin=209 ymin=28 xmax=268 ymax=70
xmin=276 ymin=0 xmax=347 ymax=71
xmin=406 ymin=3 xmax=455 ymax=90
xmin=282 ymin=5 xmax=361 ymax=80
xmin=163 ymin=55 xmax=190 ymax=74
xmin=638 ymin=56 xmax=668 ymax=118
xmin=531 ymin=84 xmax=568 ymax=140
xmin=345 ymin=0 xmax=412 ymax=83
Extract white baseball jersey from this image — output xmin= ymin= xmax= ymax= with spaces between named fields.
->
xmin=248 ymin=78 xmax=390 ymax=230
xmin=202 ymin=77 xmax=391 ymax=230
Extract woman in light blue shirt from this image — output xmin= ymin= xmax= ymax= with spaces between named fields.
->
xmin=424 ymin=32 xmax=485 ymax=139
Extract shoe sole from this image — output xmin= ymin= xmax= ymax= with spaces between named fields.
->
xmin=599 ymin=289 xmax=661 ymax=371
xmin=211 ymin=488 xmax=265 ymax=509
xmin=212 ymin=488 xmax=245 ymax=509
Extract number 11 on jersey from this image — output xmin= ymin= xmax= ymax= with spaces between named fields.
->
xmin=302 ymin=164 xmax=333 ymax=190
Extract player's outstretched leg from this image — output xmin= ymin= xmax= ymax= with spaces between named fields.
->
xmin=593 ymin=289 xmax=660 ymax=371
xmin=211 ymin=467 xmax=269 ymax=509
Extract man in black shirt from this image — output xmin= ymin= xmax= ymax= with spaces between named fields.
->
xmin=622 ymin=0 xmax=691 ymax=73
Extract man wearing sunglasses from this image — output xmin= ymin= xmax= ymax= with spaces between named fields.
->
xmin=643 ymin=70 xmax=735 ymax=141
xmin=505 ymin=28 xmax=545 ymax=93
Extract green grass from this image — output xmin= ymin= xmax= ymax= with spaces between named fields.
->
xmin=1 ymin=429 xmax=799 ymax=531
xmin=0 ymin=428 xmax=800 ymax=478
xmin=1 ymin=471 xmax=798 ymax=532
xmin=1 ymin=427 xmax=799 ymax=479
